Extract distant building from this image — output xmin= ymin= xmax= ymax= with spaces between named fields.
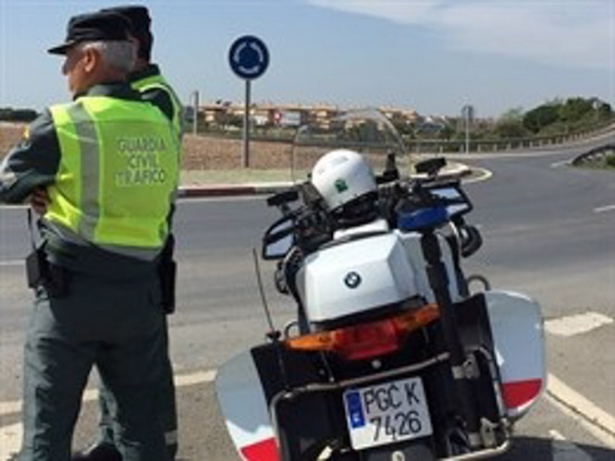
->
xmin=415 ymin=115 xmax=447 ymax=134
xmin=196 ymin=102 xmax=420 ymax=131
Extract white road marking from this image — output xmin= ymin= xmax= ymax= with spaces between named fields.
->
xmin=550 ymin=160 xmax=572 ymax=168
xmin=0 ymin=400 xmax=21 ymax=417
xmin=0 ymin=260 xmax=23 ymax=267
xmin=547 ymin=373 xmax=615 ymax=447
xmin=0 ymin=369 xmax=216 ymax=418
xmin=174 ymin=369 xmax=217 ymax=387
xmin=594 ymin=204 xmax=615 ymax=213
xmin=545 ymin=312 xmax=613 ymax=337
xmin=0 ymin=422 xmax=22 ymax=460
xmin=549 ymin=429 xmax=593 ymax=461
xmin=549 ymin=429 xmax=567 ymax=441
xmin=0 ymin=369 xmax=217 ymax=459
xmin=463 ymin=167 xmax=492 ymax=183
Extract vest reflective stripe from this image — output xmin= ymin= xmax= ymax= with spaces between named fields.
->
xmin=47 ymin=97 xmax=178 ymax=259
xmin=69 ymin=105 xmax=100 ymax=241
xmin=45 ymin=106 xmax=83 ymax=233
xmin=132 ymin=74 xmax=184 ymax=140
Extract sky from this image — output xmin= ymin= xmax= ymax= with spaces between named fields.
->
xmin=0 ymin=0 xmax=613 ymax=118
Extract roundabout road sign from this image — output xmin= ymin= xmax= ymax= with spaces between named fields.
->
xmin=228 ymin=35 xmax=269 ymax=80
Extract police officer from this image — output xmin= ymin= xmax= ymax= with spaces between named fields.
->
xmin=74 ymin=6 xmax=183 ymax=461
xmin=104 ymin=5 xmax=183 ymax=137
xmin=0 ymin=11 xmax=179 ymax=461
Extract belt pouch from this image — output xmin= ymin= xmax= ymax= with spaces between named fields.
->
xmin=25 ymin=245 xmax=49 ymax=289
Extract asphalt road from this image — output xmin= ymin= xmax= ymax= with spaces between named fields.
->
xmin=1 ymin=145 xmax=614 ymax=459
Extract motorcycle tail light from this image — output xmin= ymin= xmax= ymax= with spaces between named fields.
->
xmin=284 ymin=303 xmax=439 ymax=361
xmin=502 ymin=378 xmax=543 ymax=409
xmin=332 ymin=319 xmax=401 ymax=361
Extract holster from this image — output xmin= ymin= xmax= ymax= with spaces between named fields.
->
xmin=25 ymin=245 xmax=49 ymax=289
xmin=159 ymin=234 xmax=177 ymax=314
xmin=25 ymin=243 xmax=70 ymax=298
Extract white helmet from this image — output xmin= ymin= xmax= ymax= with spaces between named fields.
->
xmin=310 ymin=149 xmax=377 ymax=211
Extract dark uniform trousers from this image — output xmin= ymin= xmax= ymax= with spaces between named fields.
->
xmin=19 ymin=268 xmax=170 ymax=461
xmin=97 ymin=236 xmax=178 ymax=459
xmin=98 ymin=319 xmax=177 ymax=459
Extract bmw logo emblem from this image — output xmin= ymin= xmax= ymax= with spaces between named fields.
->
xmin=344 ymin=272 xmax=362 ymax=289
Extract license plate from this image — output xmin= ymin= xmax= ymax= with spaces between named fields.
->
xmin=343 ymin=376 xmax=433 ymax=450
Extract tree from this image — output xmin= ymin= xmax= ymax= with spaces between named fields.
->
xmin=500 ymin=107 xmax=524 ymax=122
xmin=595 ymin=101 xmax=612 ymax=119
xmin=493 ymin=107 xmax=530 ymax=139
xmin=523 ymin=103 xmax=560 ymax=133
xmin=0 ymin=107 xmax=38 ymax=122
xmin=558 ymin=97 xmax=593 ymax=124
xmin=495 ymin=120 xmax=529 ymax=139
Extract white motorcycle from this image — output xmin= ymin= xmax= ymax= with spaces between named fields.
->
xmin=215 ymin=109 xmax=545 ymax=461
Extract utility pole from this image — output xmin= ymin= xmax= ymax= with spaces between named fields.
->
xmin=191 ymin=90 xmax=199 ymax=135
xmin=461 ymin=104 xmax=474 ymax=153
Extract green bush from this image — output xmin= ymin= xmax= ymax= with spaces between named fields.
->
xmin=606 ymin=155 xmax=615 ymax=168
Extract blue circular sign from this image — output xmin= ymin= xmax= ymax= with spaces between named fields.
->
xmin=229 ymin=35 xmax=269 ymax=80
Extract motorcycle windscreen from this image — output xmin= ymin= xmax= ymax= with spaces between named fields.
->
xmin=214 ymin=351 xmax=280 ymax=461
xmin=485 ymin=290 xmax=546 ymax=419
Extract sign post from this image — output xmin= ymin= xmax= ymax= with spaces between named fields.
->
xmin=461 ymin=104 xmax=474 ymax=154
xmin=228 ymin=35 xmax=270 ymax=168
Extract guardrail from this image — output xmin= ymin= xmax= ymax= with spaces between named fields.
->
xmin=194 ymin=121 xmax=615 ymax=155
xmin=405 ymin=122 xmax=615 ymax=154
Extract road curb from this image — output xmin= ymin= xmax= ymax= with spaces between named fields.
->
xmin=178 ymin=182 xmax=292 ymax=198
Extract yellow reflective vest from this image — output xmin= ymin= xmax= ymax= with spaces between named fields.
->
xmin=131 ymin=73 xmax=184 ymax=141
xmin=46 ymin=96 xmax=179 ymax=257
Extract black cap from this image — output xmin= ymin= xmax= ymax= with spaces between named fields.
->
xmin=101 ymin=6 xmax=153 ymax=60
xmin=101 ymin=5 xmax=151 ymax=37
xmin=47 ymin=11 xmax=132 ymax=55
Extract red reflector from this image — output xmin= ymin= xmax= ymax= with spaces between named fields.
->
xmin=240 ymin=437 xmax=279 ymax=461
xmin=502 ymin=379 xmax=542 ymax=408
xmin=333 ymin=320 xmax=401 ymax=361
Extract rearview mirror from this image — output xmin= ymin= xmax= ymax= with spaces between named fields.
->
xmin=428 ymin=184 xmax=472 ymax=219
xmin=262 ymin=216 xmax=295 ymax=260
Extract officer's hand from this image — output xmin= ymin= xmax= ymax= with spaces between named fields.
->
xmin=30 ymin=187 xmax=50 ymax=215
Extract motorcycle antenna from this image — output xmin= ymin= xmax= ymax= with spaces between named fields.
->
xmin=252 ymin=248 xmax=280 ymax=341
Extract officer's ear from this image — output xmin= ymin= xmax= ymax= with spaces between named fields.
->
xmin=81 ymin=47 xmax=99 ymax=74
